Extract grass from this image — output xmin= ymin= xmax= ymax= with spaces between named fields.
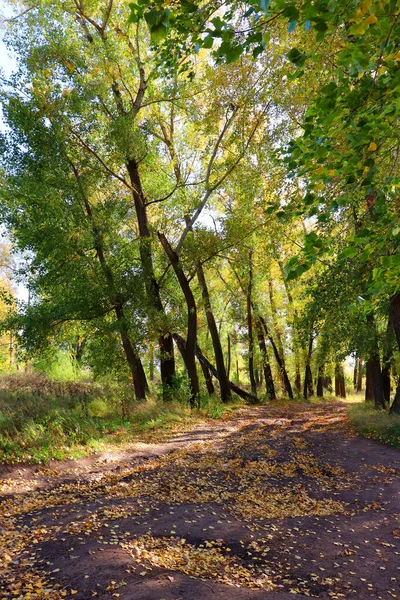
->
xmin=0 ymin=373 xmax=241 ymax=465
xmin=347 ymin=401 xmax=400 ymax=449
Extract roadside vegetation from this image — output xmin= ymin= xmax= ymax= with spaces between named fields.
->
xmin=0 ymin=372 xmax=240 ymax=465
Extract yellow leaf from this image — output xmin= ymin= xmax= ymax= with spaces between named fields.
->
xmin=368 ymin=142 xmax=377 ymax=151
xmin=71 ymin=591 xmax=78 ymax=596
xmin=364 ymin=14 xmax=377 ymax=24
xmin=360 ymin=0 xmax=372 ymax=13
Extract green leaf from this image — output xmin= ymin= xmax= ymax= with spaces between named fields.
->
xmin=202 ymin=35 xmax=213 ymax=49
xmin=286 ymin=47 xmax=307 ymax=67
xmin=150 ymin=23 xmax=168 ymax=43
xmin=225 ymin=44 xmax=243 ymax=64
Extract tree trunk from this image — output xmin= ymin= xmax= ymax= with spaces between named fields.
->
xmin=256 ymin=318 xmax=276 ymax=400
xmin=316 ymin=365 xmax=324 ymax=398
xmin=357 ymin=358 xmax=363 ymax=391
xmin=335 ymin=364 xmax=346 ymax=398
xmin=173 ymin=334 xmax=258 ymax=403
xmin=260 ymin=316 xmax=293 ymax=399
xmin=115 ymin=304 xmax=148 ymax=400
xmin=365 ymin=359 xmax=374 ymax=401
xmin=390 ymin=293 xmax=400 ymax=413
xmin=127 ymin=159 xmax=175 ymax=395
xmin=303 ymin=336 xmax=314 ymax=400
xmin=324 ymin=375 xmax=333 ymax=393
xmin=366 ymin=313 xmax=386 ymax=409
xmin=149 ymin=341 xmax=155 ymax=382
xmin=353 ymin=358 xmax=358 ymax=390
xmin=247 ymin=252 xmax=257 ymax=397
xmin=158 ymin=233 xmax=199 ymax=405
xmin=381 ymin=356 xmax=391 ymax=406
xmin=197 ymin=263 xmax=231 ymax=402
xmin=77 ymin=172 xmax=147 ymax=399
xmin=199 ymin=356 xmax=215 ymax=395
xmin=365 ymin=355 xmax=385 ymax=408
xmin=390 ymin=380 xmax=400 ymax=414
xmin=226 ymin=334 xmax=231 ymax=380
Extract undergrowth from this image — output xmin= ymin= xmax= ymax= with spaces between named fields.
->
xmin=347 ymin=402 xmax=400 ymax=449
xmin=0 ymin=374 xmax=240 ymax=465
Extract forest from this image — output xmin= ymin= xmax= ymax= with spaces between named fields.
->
xmin=0 ymin=2 xmax=400 ymax=598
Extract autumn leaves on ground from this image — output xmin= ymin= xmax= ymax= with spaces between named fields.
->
xmin=1 ymin=401 xmax=400 ymax=600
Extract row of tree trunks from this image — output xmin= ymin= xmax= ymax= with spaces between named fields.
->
xmin=173 ymin=334 xmax=258 ymax=403
xmin=259 ymin=316 xmax=294 ymax=399
xmin=197 ymin=263 xmax=232 ymax=403
xmin=256 ymin=319 xmax=276 ymax=400
xmin=335 ymin=364 xmax=346 ymax=398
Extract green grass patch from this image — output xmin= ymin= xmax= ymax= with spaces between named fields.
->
xmin=347 ymin=402 xmax=400 ymax=449
xmin=0 ymin=374 xmax=241 ymax=465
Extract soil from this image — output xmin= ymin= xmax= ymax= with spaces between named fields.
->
xmin=1 ymin=401 xmax=399 ymax=599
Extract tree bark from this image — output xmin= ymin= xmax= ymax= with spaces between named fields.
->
xmin=335 ymin=364 xmax=346 ymax=398
xmin=381 ymin=356 xmax=391 ymax=406
xmin=173 ymin=334 xmax=258 ymax=403
xmin=199 ymin=355 xmax=215 ymax=395
xmin=353 ymin=357 xmax=358 ymax=390
xmin=260 ymin=316 xmax=294 ymax=399
xmin=390 ymin=293 xmax=400 ymax=413
xmin=247 ymin=252 xmax=257 ymax=397
xmin=316 ymin=365 xmax=324 ymax=398
xmin=158 ymin=233 xmax=199 ymax=405
xmin=303 ymin=336 xmax=314 ymax=400
xmin=256 ymin=318 xmax=276 ymax=400
xmin=77 ymin=169 xmax=147 ymax=399
xmin=366 ymin=313 xmax=386 ymax=409
xmin=226 ymin=334 xmax=231 ymax=380
xmin=127 ymin=159 xmax=175 ymax=394
xmin=357 ymin=358 xmax=363 ymax=391
xmin=365 ymin=358 xmax=374 ymax=401
xmin=197 ymin=263 xmax=231 ymax=403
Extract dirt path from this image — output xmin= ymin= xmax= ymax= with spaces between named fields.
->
xmin=1 ymin=401 xmax=400 ymax=600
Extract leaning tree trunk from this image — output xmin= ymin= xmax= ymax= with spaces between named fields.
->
xmin=77 ymin=170 xmax=147 ymax=399
xmin=260 ymin=316 xmax=294 ymax=399
xmin=198 ymin=353 xmax=215 ymax=396
xmin=158 ymin=233 xmax=199 ymax=406
xmin=197 ymin=264 xmax=231 ymax=403
xmin=256 ymin=318 xmax=276 ymax=400
xmin=389 ymin=293 xmax=400 ymax=414
xmin=127 ymin=159 xmax=176 ymax=395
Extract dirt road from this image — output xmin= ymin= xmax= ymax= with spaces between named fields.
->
xmin=1 ymin=401 xmax=399 ymax=599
